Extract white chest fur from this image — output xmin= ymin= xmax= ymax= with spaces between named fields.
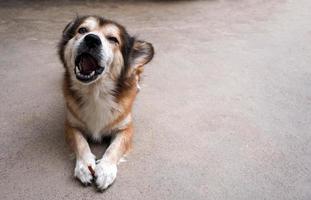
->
xmin=80 ymin=91 xmax=120 ymax=139
xmin=67 ymin=78 xmax=122 ymax=140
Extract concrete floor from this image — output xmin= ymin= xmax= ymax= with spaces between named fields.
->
xmin=0 ymin=0 xmax=311 ymax=199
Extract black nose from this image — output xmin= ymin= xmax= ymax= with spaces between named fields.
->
xmin=84 ymin=34 xmax=101 ymax=48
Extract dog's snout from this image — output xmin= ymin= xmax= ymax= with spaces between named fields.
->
xmin=84 ymin=34 xmax=101 ymax=48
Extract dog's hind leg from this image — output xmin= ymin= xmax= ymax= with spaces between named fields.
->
xmin=95 ymin=123 xmax=133 ymax=190
xmin=65 ymin=122 xmax=96 ymax=185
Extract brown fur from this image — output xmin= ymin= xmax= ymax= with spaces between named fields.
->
xmin=58 ymin=15 xmax=154 ymax=190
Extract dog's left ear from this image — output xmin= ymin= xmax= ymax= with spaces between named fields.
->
xmin=130 ymin=40 xmax=154 ymax=69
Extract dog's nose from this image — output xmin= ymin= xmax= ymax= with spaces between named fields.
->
xmin=84 ymin=34 xmax=101 ymax=48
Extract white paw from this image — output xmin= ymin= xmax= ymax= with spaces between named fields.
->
xmin=74 ymin=153 xmax=96 ymax=185
xmin=95 ymin=160 xmax=117 ymax=190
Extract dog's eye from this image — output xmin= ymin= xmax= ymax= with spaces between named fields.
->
xmin=107 ymin=36 xmax=119 ymax=44
xmin=78 ymin=27 xmax=88 ymax=34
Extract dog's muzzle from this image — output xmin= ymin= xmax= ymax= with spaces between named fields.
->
xmin=74 ymin=34 xmax=105 ymax=83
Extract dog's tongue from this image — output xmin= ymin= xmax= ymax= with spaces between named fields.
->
xmin=79 ymin=54 xmax=97 ymax=73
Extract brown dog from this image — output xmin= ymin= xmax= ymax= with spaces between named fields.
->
xmin=58 ymin=15 xmax=154 ymax=190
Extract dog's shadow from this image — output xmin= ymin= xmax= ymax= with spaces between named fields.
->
xmin=88 ymin=137 xmax=111 ymax=160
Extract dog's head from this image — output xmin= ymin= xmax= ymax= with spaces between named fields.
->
xmin=58 ymin=15 xmax=154 ymax=85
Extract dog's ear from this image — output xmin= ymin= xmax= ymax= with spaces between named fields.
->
xmin=58 ymin=16 xmax=84 ymax=63
xmin=62 ymin=15 xmax=90 ymax=40
xmin=62 ymin=20 xmax=75 ymax=35
xmin=130 ymin=40 xmax=154 ymax=69
xmin=62 ymin=17 xmax=80 ymax=40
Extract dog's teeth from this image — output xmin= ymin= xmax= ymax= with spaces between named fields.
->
xmin=76 ymin=66 xmax=80 ymax=73
xmin=75 ymin=68 xmax=95 ymax=80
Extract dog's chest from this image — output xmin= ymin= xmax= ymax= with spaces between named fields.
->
xmin=80 ymin=93 xmax=119 ymax=138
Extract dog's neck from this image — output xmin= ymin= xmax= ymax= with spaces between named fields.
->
xmin=63 ymin=70 xmax=138 ymax=137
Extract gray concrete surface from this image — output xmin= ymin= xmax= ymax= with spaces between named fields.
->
xmin=1 ymin=0 xmax=311 ymax=199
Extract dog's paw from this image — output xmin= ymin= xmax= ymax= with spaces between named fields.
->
xmin=74 ymin=153 xmax=96 ymax=185
xmin=95 ymin=160 xmax=117 ymax=190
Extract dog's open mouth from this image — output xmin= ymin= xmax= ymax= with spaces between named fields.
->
xmin=74 ymin=53 xmax=105 ymax=83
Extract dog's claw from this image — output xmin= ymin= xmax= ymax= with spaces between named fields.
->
xmin=82 ymin=181 xmax=92 ymax=187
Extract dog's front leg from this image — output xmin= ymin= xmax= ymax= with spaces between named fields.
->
xmin=65 ymin=122 xmax=96 ymax=185
xmin=95 ymin=124 xmax=133 ymax=190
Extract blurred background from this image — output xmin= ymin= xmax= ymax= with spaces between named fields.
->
xmin=0 ymin=0 xmax=310 ymax=199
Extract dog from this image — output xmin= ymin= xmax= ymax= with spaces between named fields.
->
xmin=58 ymin=15 xmax=154 ymax=190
